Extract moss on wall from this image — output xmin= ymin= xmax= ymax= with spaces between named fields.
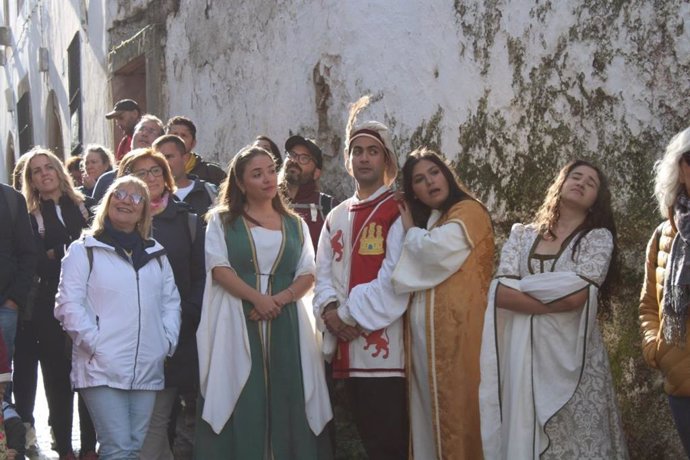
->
xmin=450 ymin=1 xmax=690 ymax=456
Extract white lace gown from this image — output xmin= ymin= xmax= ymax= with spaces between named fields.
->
xmin=492 ymin=223 xmax=628 ymax=459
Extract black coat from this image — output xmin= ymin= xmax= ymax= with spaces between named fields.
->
xmin=189 ymin=153 xmax=226 ymax=186
xmin=152 ymin=199 xmax=205 ymax=391
xmin=30 ymin=195 xmax=89 ymax=322
xmin=0 ymin=184 xmax=37 ymax=311
xmin=174 ymin=176 xmax=217 ymax=220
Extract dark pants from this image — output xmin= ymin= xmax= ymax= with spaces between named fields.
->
xmin=13 ymin=318 xmax=97 ymax=455
xmin=345 ymin=377 xmax=408 ymax=460
xmin=669 ymin=395 xmax=690 ymax=458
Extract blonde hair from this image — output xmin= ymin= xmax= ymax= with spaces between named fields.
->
xmin=12 ymin=154 xmax=29 ymax=191
xmin=87 ymin=176 xmax=152 ymax=239
xmin=117 ymin=148 xmax=177 ymax=194
xmin=21 ymin=147 xmax=85 ymax=213
xmin=654 ymin=126 xmax=690 ymax=218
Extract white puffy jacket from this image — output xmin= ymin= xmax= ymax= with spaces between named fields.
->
xmin=55 ymin=235 xmax=181 ymax=391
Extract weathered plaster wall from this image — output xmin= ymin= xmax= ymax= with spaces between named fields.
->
xmin=0 ymin=0 xmax=111 ymax=183
xmin=162 ymin=1 xmax=690 ymax=457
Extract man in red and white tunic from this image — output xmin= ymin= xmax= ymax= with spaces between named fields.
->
xmin=314 ymin=100 xmax=409 ymax=459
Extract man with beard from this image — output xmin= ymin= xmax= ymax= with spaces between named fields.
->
xmin=105 ymin=99 xmax=142 ymax=162
xmin=281 ymin=135 xmax=338 ymax=250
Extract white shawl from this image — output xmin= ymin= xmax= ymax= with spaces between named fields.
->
xmin=197 ymin=214 xmax=332 ymax=435
xmin=479 ymin=271 xmax=597 ymax=459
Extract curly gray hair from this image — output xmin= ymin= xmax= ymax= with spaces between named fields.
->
xmin=654 ymin=127 xmax=690 ymax=218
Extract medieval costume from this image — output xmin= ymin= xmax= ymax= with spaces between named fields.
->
xmin=195 ymin=212 xmax=332 ymax=459
xmin=314 ymin=185 xmax=409 ymax=457
xmin=391 ymin=200 xmax=494 ymax=459
xmin=479 ymin=224 xmax=628 ymax=459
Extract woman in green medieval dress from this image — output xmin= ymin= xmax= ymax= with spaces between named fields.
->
xmin=194 ymin=145 xmax=332 ymax=459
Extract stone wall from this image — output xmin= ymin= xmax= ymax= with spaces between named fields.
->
xmin=155 ymin=0 xmax=689 ymax=456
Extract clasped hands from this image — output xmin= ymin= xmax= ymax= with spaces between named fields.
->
xmin=247 ymin=290 xmax=294 ymax=321
xmin=321 ymin=302 xmax=361 ymax=342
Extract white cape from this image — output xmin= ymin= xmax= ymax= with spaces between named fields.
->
xmin=479 ymin=271 xmax=596 ymax=459
xmin=196 ymin=215 xmax=332 ymax=435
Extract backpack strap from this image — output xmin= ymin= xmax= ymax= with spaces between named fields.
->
xmin=32 ymin=210 xmax=45 ymax=238
xmin=187 ymin=212 xmax=198 ymax=245
xmin=203 ymin=181 xmax=218 ymax=203
xmin=319 ymin=193 xmax=334 ymax=219
xmin=78 ymin=202 xmax=89 ymax=220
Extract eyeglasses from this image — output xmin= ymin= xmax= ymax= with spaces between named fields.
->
xmin=131 ymin=166 xmax=164 ymax=180
xmin=112 ymin=189 xmax=144 ymax=205
xmin=286 ymin=151 xmax=313 ymax=165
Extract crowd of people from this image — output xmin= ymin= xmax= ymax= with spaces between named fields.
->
xmin=0 ymin=94 xmax=688 ymax=459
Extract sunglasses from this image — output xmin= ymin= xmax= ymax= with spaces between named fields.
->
xmin=131 ymin=165 xmax=164 ymax=180
xmin=112 ymin=189 xmax=144 ymax=205
xmin=286 ymin=151 xmax=314 ymax=165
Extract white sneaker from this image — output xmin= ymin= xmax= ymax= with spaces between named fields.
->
xmin=23 ymin=422 xmax=39 ymax=456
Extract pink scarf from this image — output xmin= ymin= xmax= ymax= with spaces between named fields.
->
xmin=151 ymin=191 xmax=169 ymax=216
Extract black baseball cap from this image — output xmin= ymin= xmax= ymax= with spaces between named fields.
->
xmin=105 ymin=99 xmax=141 ymax=119
xmin=285 ymin=135 xmax=323 ymax=169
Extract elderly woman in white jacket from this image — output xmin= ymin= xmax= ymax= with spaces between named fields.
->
xmin=55 ymin=176 xmax=181 ymax=460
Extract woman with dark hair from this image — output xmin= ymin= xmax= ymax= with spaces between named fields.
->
xmin=391 ymin=147 xmax=495 ymax=459
xmin=195 ymin=145 xmax=331 ymax=459
xmin=480 ymin=160 xmax=627 ymax=459
xmin=640 ymin=126 xmax=690 ymax=456
xmin=254 ymin=135 xmax=283 ymax=169
xmin=17 ymin=148 xmax=98 ymax=460
xmin=55 ymin=175 xmax=181 ymax=459
xmin=117 ymin=148 xmax=205 ymax=459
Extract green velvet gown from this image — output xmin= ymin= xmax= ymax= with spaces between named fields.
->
xmin=194 ymin=215 xmax=331 ymax=459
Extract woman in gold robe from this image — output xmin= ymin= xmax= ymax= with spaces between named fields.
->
xmin=392 ymin=147 xmax=495 ymax=459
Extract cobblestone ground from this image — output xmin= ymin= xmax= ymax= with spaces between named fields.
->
xmin=26 ymin=372 xmax=85 ymax=460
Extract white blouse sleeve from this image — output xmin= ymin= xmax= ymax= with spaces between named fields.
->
xmin=575 ymin=228 xmax=613 ymax=287
xmin=496 ymin=223 xmax=526 ymax=278
xmin=391 ymin=221 xmax=471 ymax=294
xmin=205 ymin=212 xmax=233 ymax=272
xmin=295 ymin=219 xmax=316 ymax=279
xmin=313 ymin=215 xmax=338 ymax=317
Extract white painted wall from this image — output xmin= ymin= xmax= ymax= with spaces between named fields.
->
xmin=0 ymin=0 xmax=111 ymax=184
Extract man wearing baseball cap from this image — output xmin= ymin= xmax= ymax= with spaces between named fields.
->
xmin=313 ymin=96 xmax=408 ymax=458
xmin=105 ymin=98 xmax=142 ymax=161
xmin=280 ymin=135 xmax=338 ymax=250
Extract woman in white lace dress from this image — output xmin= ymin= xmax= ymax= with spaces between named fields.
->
xmin=479 ymin=160 xmax=628 ymax=459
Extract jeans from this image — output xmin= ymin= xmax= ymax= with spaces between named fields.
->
xmin=669 ymin=394 xmax=690 ymax=458
xmin=139 ymin=387 xmax=176 ymax=460
xmin=0 ymin=302 xmax=18 ymax=403
xmin=81 ymin=386 xmax=156 ymax=460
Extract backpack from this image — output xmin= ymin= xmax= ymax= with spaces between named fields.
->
xmin=203 ymin=181 xmax=218 ymax=204
xmin=292 ymin=193 xmax=335 ymax=222
xmin=319 ymin=193 xmax=334 ymax=217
